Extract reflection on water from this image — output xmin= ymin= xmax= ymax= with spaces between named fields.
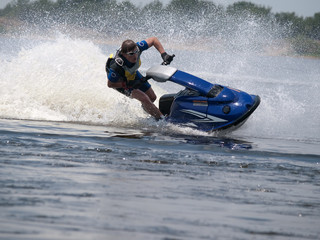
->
xmin=0 ymin=118 xmax=320 ymax=240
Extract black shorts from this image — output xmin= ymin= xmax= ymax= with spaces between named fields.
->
xmin=116 ymin=81 xmax=151 ymax=96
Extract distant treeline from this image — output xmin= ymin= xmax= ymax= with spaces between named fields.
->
xmin=1 ymin=0 xmax=320 ymax=55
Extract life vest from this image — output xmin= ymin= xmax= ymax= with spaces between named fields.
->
xmin=105 ymin=49 xmax=141 ymax=84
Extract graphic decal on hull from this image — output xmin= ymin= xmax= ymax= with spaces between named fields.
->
xmin=180 ymin=109 xmax=228 ymax=123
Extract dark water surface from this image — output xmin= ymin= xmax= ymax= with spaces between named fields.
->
xmin=1 ymin=118 xmax=319 ymax=240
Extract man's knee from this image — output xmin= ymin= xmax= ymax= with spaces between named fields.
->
xmin=145 ymin=88 xmax=157 ymax=102
xmin=132 ymin=90 xmax=150 ymax=103
xmin=140 ymin=94 xmax=151 ymax=103
xmin=149 ymin=94 xmax=156 ymax=102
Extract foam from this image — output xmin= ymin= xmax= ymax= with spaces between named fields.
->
xmin=0 ymin=36 xmax=151 ymax=126
xmin=1 ymin=35 xmax=319 ymax=141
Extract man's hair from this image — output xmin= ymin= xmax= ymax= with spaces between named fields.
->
xmin=120 ymin=40 xmax=136 ymax=54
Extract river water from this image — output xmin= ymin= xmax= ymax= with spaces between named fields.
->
xmin=0 ymin=35 xmax=320 ymax=239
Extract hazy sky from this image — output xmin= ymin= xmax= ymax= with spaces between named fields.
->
xmin=1 ymin=0 xmax=319 ymax=17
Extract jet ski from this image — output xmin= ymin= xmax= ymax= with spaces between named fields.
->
xmin=146 ymin=65 xmax=260 ymax=132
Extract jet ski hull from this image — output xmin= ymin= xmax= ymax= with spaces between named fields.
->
xmin=147 ymin=65 xmax=260 ymax=132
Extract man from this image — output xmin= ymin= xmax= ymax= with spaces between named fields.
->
xmin=106 ymin=37 xmax=174 ymax=120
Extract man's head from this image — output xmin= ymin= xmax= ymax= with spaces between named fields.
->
xmin=120 ymin=39 xmax=139 ymax=63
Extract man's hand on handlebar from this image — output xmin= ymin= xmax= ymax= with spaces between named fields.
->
xmin=161 ymin=52 xmax=175 ymax=65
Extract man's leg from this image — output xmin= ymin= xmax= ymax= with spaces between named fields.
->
xmin=144 ymin=87 xmax=157 ymax=102
xmin=131 ymin=89 xmax=163 ymax=120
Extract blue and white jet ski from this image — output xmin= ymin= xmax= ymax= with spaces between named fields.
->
xmin=146 ymin=65 xmax=260 ymax=132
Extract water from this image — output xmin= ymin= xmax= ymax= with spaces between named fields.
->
xmin=1 ymin=35 xmax=320 ymax=240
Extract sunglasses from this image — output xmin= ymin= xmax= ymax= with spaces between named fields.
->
xmin=125 ymin=48 xmax=139 ymax=56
